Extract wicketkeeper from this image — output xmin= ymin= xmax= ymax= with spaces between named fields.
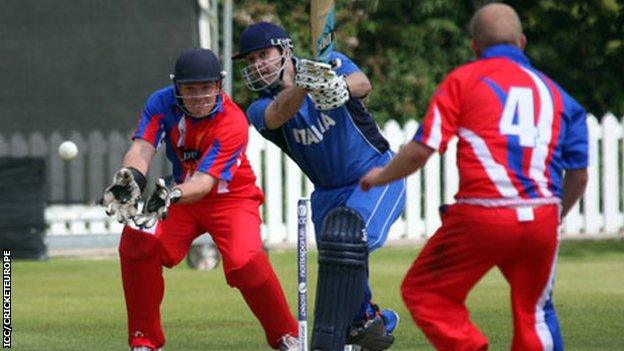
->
xmin=101 ymin=48 xmax=299 ymax=351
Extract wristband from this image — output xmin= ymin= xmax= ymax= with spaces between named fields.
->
xmin=127 ymin=167 xmax=147 ymax=192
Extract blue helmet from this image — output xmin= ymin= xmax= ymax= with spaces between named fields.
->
xmin=233 ymin=22 xmax=293 ymax=59
xmin=236 ymin=22 xmax=294 ymax=91
xmin=171 ymin=48 xmax=225 ymax=118
xmin=172 ymin=48 xmax=225 ymax=83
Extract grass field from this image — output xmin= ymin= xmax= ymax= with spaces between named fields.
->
xmin=11 ymin=239 xmax=624 ymax=350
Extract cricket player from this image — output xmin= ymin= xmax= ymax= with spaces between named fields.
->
xmin=235 ymin=22 xmax=405 ymax=351
xmin=360 ymin=3 xmax=589 ymax=350
xmin=100 ymin=48 xmax=299 ymax=351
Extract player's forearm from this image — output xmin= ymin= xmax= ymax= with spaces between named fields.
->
xmin=265 ymin=87 xmax=308 ymax=129
xmin=345 ymin=71 xmax=372 ymax=98
xmin=560 ymin=168 xmax=588 ymax=217
xmin=375 ymin=141 xmax=434 ymax=186
xmin=175 ymin=172 xmax=217 ymax=204
xmin=122 ymin=139 xmax=156 ymax=175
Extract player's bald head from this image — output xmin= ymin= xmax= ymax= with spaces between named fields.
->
xmin=470 ymin=3 xmax=525 ymax=53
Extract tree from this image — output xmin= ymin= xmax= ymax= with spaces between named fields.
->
xmin=516 ymin=0 xmax=624 ymax=117
xmin=230 ymin=0 xmax=624 ymax=124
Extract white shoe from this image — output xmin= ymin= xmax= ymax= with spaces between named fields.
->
xmin=130 ymin=347 xmax=162 ymax=351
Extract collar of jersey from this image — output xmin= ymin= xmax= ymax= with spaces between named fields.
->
xmin=479 ymin=44 xmax=530 ymax=67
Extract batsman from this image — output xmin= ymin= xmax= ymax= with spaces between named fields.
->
xmin=100 ymin=48 xmax=299 ymax=351
xmin=235 ymin=22 xmax=405 ymax=350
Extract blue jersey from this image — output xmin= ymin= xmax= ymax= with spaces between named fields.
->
xmin=248 ymin=51 xmax=406 ymax=314
xmin=247 ymin=51 xmax=391 ymax=189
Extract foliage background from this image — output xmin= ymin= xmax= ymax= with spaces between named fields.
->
xmin=230 ymin=0 xmax=624 ymax=125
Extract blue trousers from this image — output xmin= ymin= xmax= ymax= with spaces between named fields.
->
xmin=311 ymin=158 xmax=406 ymax=320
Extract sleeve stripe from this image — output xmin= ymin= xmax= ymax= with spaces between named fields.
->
xmin=198 ymin=139 xmax=221 ymax=173
xmin=428 ymin=105 xmax=443 ymax=150
xmin=219 ymin=144 xmax=244 ymax=181
xmin=413 ymin=105 xmax=442 ymax=150
xmin=134 ymin=114 xmax=164 ymax=146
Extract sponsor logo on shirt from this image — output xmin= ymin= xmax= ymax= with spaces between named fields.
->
xmin=182 ymin=148 xmax=200 ymax=162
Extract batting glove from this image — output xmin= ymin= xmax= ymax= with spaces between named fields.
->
xmin=294 ymin=58 xmax=337 ymax=90
xmin=310 ymin=75 xmax=350 ymax=110
xmin=294 ymin=59 xmax=350 ymax=110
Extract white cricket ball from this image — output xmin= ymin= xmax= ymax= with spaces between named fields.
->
xmin=58 ymin=140 xmax=78 ymax=161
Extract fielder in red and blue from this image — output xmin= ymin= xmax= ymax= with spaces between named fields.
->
xmin=361 ymin=4 xmax=588 ymax=351
xmin=101 ymin=48 xmax=299 ymax=351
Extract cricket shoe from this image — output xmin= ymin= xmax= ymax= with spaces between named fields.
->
xmin=380 ymin=309 xmax=400 ymax=335
xmin=130 ymin=347 xmax=162 ymax=351
xmin=346 ymin=306 xmax=398 ymax=350
xmin=278 ymin=333 xmax=300 ymax=351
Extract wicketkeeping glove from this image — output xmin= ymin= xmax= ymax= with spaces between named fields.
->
xmin=100 ymin=167 xmax=146 ymax=224
xmin=132 ymin=178 xmax=182 ymax=229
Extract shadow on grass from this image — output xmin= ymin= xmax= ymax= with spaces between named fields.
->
xmin=559 ymin=238 xmax=624 ymax=258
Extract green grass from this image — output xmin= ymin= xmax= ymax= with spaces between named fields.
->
xmin=11 ymin=239 xmax=624 ymax=350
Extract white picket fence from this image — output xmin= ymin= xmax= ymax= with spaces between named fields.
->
xmin=245 ymin=112 xmax=624 ymax=246
xmin=3 ymin=113 xmax=622 ymax=247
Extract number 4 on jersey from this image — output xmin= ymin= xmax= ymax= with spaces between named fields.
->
xmin=499 ymin=87 xmax=538 ymax=147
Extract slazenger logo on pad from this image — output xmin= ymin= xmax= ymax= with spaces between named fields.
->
xmin=292 ymin=113 xmax=336 ymax=145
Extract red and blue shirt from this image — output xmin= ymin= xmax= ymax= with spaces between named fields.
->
xmin=414 ymin=45 xmax=588 ymax=200
xmin=133 ymin=85 xmax=260 ymax=199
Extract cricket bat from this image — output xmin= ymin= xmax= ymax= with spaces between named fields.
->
xmin=310 ymin=0 xmax=335 ymax=63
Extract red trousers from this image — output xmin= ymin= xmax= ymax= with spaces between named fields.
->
xmin=118 ymin=196 xmax=297 ymax=349
xmin=401 ymin=204 xmax=563 ymax=351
